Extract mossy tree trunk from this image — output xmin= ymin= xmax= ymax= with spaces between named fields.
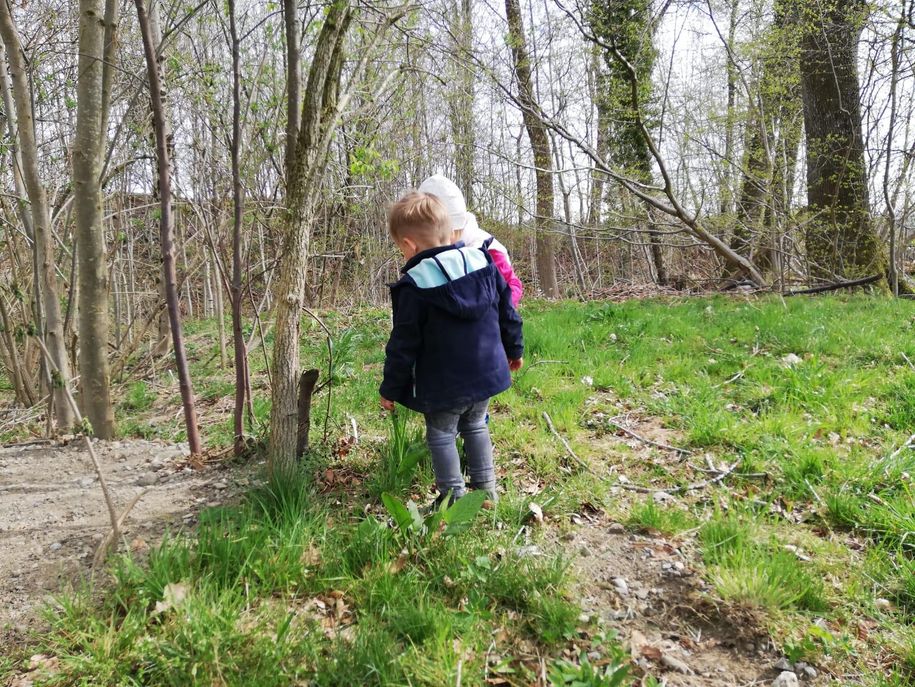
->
xmin=795 ymin=0 xmax=885 ymax=280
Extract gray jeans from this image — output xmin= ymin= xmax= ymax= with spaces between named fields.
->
xmin=424 ymin=400 xmax=494 ymax=499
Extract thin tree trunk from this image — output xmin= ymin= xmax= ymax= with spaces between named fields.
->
xmin=448 ymin=0 xmax=475 ymax=205
xmin=228 ymin=0 xmax=249 ymax=456
xmin=720 ymin=0 xmax=739 ymax=216
xmin=134 ymin=0 xmax=202 ymax=454
xmin=73 ymin=0 xmax=115 ymax=438
xmin=0 ymin=4 xmax=76 ymax=429
xmin=505 ymin=0 xmax=560 ymax=298
xmin=284 ymin=0 xmax=301 ymax=181
xmin=148 ymin=0 xmax=171 ymax=357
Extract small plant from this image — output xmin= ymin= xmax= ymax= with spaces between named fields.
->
xmin=548 ymin=646 xmax=630 ymax=686
xmin=123 ymin=380 xmax=154 ymax=411
xmin=627 ymin=500 xmax=696 ymax=536
xmin=381 ymin=490 xmax=487 ymax=541
xmin=369 ymin=411 xmax=428 ymax=497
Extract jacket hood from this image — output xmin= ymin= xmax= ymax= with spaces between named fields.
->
xmin=395 ymin=244 xmax=499 ymax=320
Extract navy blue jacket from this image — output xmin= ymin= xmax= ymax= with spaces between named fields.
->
xmin=380 ymin=243 xmax=524 ymax=414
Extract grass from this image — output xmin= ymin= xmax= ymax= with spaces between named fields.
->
xmin=6 ymin=293 xmax=915 ymax=683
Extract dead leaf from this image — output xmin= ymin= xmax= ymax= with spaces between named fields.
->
xmin=629 ymin=629 xmax=649 ymax=661
xmin=301 ymin=544 xmax=322 ymax=567
xmin=153 ymin=582 xmax=189 ymax=615
xmin=389 ymin=549 xmax=408 ymax=574
xmin=640 ymin=645 xmax=662 ymax=661
xmin=327 ymin=589 xmax=344 ymax=600
xmin=528 ymin=502 xmax=544 ymax=524
xmin=27 ymin=655 xmax=59 ymax=672
xmin=130 ymin=537 xmax=148 ymax=554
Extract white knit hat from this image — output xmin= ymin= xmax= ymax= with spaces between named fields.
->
xmin=418 ymin=174 xmax=467 ymax=230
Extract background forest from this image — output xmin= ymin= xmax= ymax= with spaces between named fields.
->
xmin=5 ymin=2 xmax=915 ymax=686
xmin=2 ymin=0 xmax=914 ymax=459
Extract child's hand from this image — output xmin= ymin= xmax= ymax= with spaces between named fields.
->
xmin=508 ymin=357 xmax=524 ymax=372
xmin=380 ymin=397 xmax=395 ymax=412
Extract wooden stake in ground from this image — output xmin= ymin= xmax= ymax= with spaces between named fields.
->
xmin=134 ymin=0 xmax=201 ymax=455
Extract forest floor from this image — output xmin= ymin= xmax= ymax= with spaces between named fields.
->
xmin=1 ymin=294 xmax=914 ymax=686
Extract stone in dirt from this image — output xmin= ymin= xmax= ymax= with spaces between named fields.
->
xmin=608 ymin=522 xmax=625 ymax=534
xmin=772 ymin=671 xmax=799 ymax=687
xmin=660 ymin=653 xmax=693 ymax=674
xmin=612 ymin=577 xmax=629 ymax=596
xmin=773 ymin=657 xmax=792 ymax=671
xmin=136 ymin=472 xmax=158 ymax=487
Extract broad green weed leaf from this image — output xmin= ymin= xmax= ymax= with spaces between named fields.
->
xmin=382 ymin=492 xmax=413 ymax=531
xmin=443 ymin=491 xmax=487 ymax=535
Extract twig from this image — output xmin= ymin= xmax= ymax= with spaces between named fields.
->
xmin=618 ymin=462 xmax=739 ymax=495
xmin=92 ymin=489 xmax=147 ymax=571
xmin=33 ymin=337 xmax=123 ymax=566
xmin=542 ymin=411 xmax=591 ymax=471
xmin=607 ymin=418 xmax=692 ymax=455
xmin=784 ymin=274 xmax=880 ymax=295
xmin=902 ymin=352 xmax=915 ymax=371
xmin=349 ymin=415 xmax=359 ymax=444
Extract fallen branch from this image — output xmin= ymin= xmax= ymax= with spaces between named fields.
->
xmin=784 ymin=275 xmax=880 ymax=296
xmin=542 ymin=411 xmax=591 ymax=472
xmin=618 ymin=461 xmax=740 ymax=495
xmin=607 ymin=418 xmax=692 ymax=455
xmin=92 ymin=489 xmax=147 ymax=571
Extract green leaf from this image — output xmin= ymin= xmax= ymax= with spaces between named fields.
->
xmin=381 ymin=492 xmax=413 ymax=531
xmin=443 ymin=491 xmax=487 ymax=535
xmin=407 ymin=499 xmax=424 ymax=529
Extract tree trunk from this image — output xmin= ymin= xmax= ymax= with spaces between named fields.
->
xmin=504 ymin=0 xmax=560 ymax=298
xmin=448 ymin=0 xmax=475 ymax=206
xmin=0 ymin=3 xmax=76 ymax=430
xmin=269 ymin=2 xmax=351 ymax=472
xmin=134 ymin=0 xmax=202 ymax=454
xmin=284 ymin=0 xmax=301 ymax=182
xmin=148 ymin=0 xmax=172 ymax=357
xmin=73 ymin=0 xmax=115 ymax=438
xmin=795 ymin=0 xmax=884 ymax=279
xmin=228 ymin=0 xmax=249 ymax=456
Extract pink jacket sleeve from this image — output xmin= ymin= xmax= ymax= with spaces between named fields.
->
xmin=489 ymin=248 xmax=523 ymax=308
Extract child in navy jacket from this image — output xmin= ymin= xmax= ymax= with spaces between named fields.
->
xmin=380 ymin=191 xmax=524 ymax=505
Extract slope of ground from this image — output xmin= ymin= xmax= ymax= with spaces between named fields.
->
xmin=2 ymin=294 xmax=914 ymax=686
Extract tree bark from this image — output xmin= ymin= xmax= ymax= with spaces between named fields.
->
xmin=283 ymin=0 xmax=301 ymax=181
xmin=134 ymin=0 xmax=201 ymax=454
xmin=795 ymin=0 xmax=884 ymax=279
xmin=0 ymin=3 xmax=76 ymax=430
xmin=148 ymin=0 xmax=171 ymax=357
xmin=73 ymin=0 xmax=115 ymax=438
xmin=448 ymin=0 xmax=476 ymax=206
xmin=504 ymin=0 xmax=560 ymax=298
xmin=269 ymin=1 xmax=352 ymax=472
xmin=228 ymin=0 xmax=249 ymax=456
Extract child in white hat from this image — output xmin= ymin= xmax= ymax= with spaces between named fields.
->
xmin=417 ymin=174 xmax=523 ymax=307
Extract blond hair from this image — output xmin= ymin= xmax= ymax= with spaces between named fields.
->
xmin=388 ymin=191 xmax=452 ymax=244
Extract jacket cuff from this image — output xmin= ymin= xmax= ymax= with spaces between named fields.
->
xmin=506 ymin=346 xmax=524 ymax=360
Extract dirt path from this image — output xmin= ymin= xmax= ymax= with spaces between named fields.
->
xmin=0 ymin=439 xmax=235 ymax=645
xmin=560 ymin=520 xmax=776 ymax=686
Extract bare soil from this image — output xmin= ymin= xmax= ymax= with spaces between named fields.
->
xmin=561 ymin=520 xmax=777 ymax=686
xmin=0 ymin=438 xmax=239 ymax=646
